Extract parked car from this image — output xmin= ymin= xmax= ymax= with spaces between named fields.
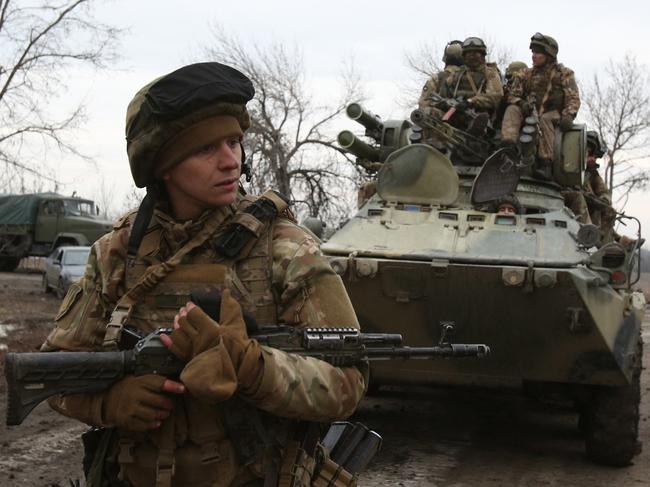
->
xmin=42 ymin=246 xmax=91 ymax=298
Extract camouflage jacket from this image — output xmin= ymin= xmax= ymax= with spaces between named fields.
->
xmin=584 ymin=166 xmax=611 ymax=204
xmin=508 ymin=62 xmax=580 ymax=118
xmin=43 ymin=194 xmax=366 ymax=486
xmin=440 ymin=64 xmax=503 ymax=112
xmin=417 ymin=65 xmax=462 ymax=114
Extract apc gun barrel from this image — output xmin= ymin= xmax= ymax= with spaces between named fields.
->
xmin=346 ymin=103 xmax=383 ymax=133
xmin=338 ymin=130 xmax=381 ymax=161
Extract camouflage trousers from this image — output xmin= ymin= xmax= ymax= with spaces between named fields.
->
xmin=562 ymin=190 xmax=592 ymax=225
xmin=501 ymin=106 xmax=561 ymax=160
xmin=589 ymin=203 xmax=618 ymax=245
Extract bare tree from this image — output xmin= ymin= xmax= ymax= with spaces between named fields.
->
xmin=581 ymin=54 xmax=650 ymax=206
xmin=0 ymin=0 xmax=121 ymax=191
xmin=202 ymin=26 xmax=365 ymax=224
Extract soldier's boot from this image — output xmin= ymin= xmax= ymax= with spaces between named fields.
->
xmin=532 ymin=158 xmax=553 ymax=181
xmin=466 ymin=113 xmax=490 ymax=137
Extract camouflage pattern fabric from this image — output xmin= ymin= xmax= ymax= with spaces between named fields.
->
xmin=507 ymin=62 xmax=580 ymax=118
xmin=42 ymin=194 xmax=366 ymax=487
xmin=584 ymin=167 xmax=610 ymax=204
xmin=500 ymin=105 xmax=564 ymax=160
xmin=501 ymin=61 xmax=580 ymax=158
xmin=583 ymin=166 xmax=617 ymax=243
xmin=417 ymin=65 xmax=462 ymax=115
xmin=440 ymin=65 xmax=503 ymax=112
xmin=562 ymin=190 xmax=592 ymax=225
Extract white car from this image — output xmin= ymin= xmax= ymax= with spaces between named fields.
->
xmin=42 ymin=246 xmax=91 ymax=298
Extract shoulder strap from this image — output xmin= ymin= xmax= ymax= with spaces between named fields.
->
xmin=214 ymin=190 xmax=289 ymax=260
xmin=465 ymin=70 xmax=480 ymax=95
xmin=538 ymin=68 xmax=556 ymax=116
xmin=452 ymin=67 xmax=467 ymax=97
xmin=102 ymin=207 xmax=230 ymax=349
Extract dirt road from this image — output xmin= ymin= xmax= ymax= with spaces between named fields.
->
xmin=0 ymin=271 xmax=648 ymax=486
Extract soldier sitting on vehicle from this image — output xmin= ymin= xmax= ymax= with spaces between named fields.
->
xmin=495 ymin=61 xmax=528 ymax=129
xmin=439 ymin=37 xmax=503 ymax=130
xmin=417 ymin=40 xmax=464 ymax=116
xmin=500 ymin=33 xmax=581 ymax=181
xmin=581 ymin=131 xmax=639 ymax=248
xmin=583 ymin=131 xmax=615 ymax=238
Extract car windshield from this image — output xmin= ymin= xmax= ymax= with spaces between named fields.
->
xmin=63 ymin=249 xmax=90 ymax=266
xmin=63 ymin=199 xmax=95 ymax=216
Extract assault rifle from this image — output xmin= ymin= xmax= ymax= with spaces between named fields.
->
xmin=411 ymin=108 xmax=494 ymax=164
xmin=5 ymin=298 xmax=489 ymax=426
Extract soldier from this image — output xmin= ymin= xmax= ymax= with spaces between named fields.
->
xmin=417 ymin=40 xmax=464 ymax=115
xmin=490 ymin=194 xmax=521 ymax=215
xmin=505 ymin=61 xmax=528 ymax=85
xmin=495 ymin=61 xmax=528 ymax=127
xmin=562 ymin=131 xmax=613 ymax=228
xmin=501 ymin=33 xmax=581 ymax=180
xmin=41 ymin=62 xmax=366 ymax=487
xmin=583 ymin=131 xmax=618 ymax=243
xmin=440 ymin=37 xmax=503 ymax=116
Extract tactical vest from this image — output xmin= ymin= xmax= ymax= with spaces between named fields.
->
xmin=103 ymin=191 xmax=293 ymax=487
xmin=450 ymin=66 xmax=487 ymax=99
xmin=527 ymin=63 xmax=564 ymax=114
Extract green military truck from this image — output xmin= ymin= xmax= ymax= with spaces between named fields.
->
xmin=0 ymin=193 xmax=113 ymax=271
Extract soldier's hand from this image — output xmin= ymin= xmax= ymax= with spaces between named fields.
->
xmin=169 ymin=295 xmax=245 ymax=404
xmin=214 ymin=289 xmax=264 ymax=392
xmin=558 ymin=116 xmax=574 ymax=132
xmin=102 ymin=375 xmax=184 ymax=432
xmin=160 ymin=302 xmax=222 ymax=361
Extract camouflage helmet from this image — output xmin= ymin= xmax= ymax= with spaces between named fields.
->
xmin=529 ymin=32 xmax=559 ymax=59
xmin=442 ymin=40 xmax=463 ymax=65
xmin=505 ymin=61 xmax=527 ymax=78
xmin=461 ymin=37 xmax=487 ymax=55
xmin=125 ymin=62 xmax=255 ymax=188
xmin=586 ymin=130 xmax=607 ymax=158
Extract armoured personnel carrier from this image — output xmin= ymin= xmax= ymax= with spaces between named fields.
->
xmin=321 ymin=102 xmax=645 ymax=466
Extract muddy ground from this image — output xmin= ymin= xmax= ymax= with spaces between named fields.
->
xmin=0 ymin=271 xmax=648 ymax=486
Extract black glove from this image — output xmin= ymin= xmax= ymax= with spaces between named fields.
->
xmin=558 ymin=116 xmax=574 ymax=132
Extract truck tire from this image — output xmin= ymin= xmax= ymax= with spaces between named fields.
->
xmin=0 ymin=257 xmax=21 ymax=272
xmin=581 ymin=337 xmax=643 ymax=466
xmin=56 ymin=277 xmax=67 ymax=299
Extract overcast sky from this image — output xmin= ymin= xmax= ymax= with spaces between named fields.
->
xmin=43 ymin=0 xmax=650 ymax=236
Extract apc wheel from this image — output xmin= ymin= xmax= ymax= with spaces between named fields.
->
xmin=42 ymin=274 xmax=52 ymax=293
xmin=581 ymin=338 xmax=643 ymax=466
xmin=55 ymin=277 xmax=67 ymax=299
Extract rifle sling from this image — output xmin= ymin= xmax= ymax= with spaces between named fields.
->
xmin=103 ymin=205 xmax=233 ymax=349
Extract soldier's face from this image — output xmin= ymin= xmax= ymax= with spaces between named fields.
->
xmin=498 ymin=204 xmax=516 ymax=215
xmin=163 ymin=134 xmax=242 ymax=217
xmin=586 ymin=149 xmax=598 ymax=167
xmin=532 ymin=52 xmax=547 ymax=68
xmin=463 ymin=51 xmax=484 ymax=69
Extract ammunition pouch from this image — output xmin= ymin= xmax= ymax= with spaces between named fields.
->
xmin=311 ymin=450 xmax=356 ymax=487
xmin=82 ymin=427 xmax=130 ymax=487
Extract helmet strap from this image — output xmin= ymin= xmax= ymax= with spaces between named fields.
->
xmin=127 ymin=185 xmax=159 ymax=263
